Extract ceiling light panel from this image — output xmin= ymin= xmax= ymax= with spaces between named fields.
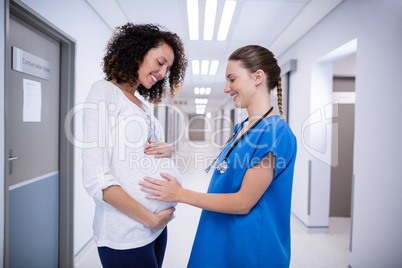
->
xmin=217 ymin=0 xmax=237 ymax=41
xmin=192 ymin=60 xmax=200 ymax=75
xmin=201 ymin=60 xmax=209 ymax=75
xmin=195 ymin=98 xmax=208 ymax=104
xmin=203 ymin=0 xmax=217 ymax=40
xmin=187 ymin=0 xmax=199 ymax=40
xmin=209 ymin=60 xmax=219 ymax=75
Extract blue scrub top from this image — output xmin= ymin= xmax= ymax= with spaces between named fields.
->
xmin=188 ymin=115 xmax=297 ymax=268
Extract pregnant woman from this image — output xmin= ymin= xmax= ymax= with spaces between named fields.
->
xmin=82 ymin=23 xmax=187 ymax=268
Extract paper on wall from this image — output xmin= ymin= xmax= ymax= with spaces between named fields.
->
xmin=23 ymin=78 xmax=42 ymax=122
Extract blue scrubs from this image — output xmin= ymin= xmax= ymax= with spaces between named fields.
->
xmin=188 ymin=115 xmax=297 ymax=268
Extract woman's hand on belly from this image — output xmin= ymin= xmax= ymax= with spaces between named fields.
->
xmin=147 ymin=207 xmax=176 ymax=230
xmin=144 ymin=140 xmax=174 ymax=158
xmin=102 ymin=185 xmax=175 ymax=230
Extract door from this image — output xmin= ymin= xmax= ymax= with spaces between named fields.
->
xmin=5 ymin=15 xmax=61 ymax=267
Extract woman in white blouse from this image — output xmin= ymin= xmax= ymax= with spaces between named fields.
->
xmin=82 ymin=23 xmax=187 ymax=268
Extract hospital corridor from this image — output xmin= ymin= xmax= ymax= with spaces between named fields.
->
xmin=1 ymin=0 xmax=402 ymax=267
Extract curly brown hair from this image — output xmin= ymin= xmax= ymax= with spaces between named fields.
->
xmin=102 ymin=23 xmax=187 ymax=103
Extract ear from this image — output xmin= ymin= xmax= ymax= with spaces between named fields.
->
xmin=254 ymin=69 xmax=264 ymax=86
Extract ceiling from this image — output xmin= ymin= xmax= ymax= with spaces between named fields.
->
xmin=86 ymin=0 xmax=343 ymax=114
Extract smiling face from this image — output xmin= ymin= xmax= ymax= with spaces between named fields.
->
xmin=224 ymin=60 xmax=257 ymax=109
xmin=138 ymin=42 xmax=175 ymax=89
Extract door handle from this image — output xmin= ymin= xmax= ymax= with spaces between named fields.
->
xmin=8 ymin=156 xmax=18 ymax=161
xmin=8 ymin=149 xmax=17 ymax=175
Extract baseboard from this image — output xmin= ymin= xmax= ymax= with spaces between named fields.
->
xmin=291 ymin=212 xmax=329 ymax=234
xmin=74 ymin=238 xmax=96 ymax=268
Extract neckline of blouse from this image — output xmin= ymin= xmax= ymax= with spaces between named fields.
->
xmin=109 ymin=81 xmax=150 ymax=117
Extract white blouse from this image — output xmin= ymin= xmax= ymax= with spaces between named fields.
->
xmin=82 ymin=80 xmax=181 ymax=249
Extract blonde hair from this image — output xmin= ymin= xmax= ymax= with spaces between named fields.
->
xmin=277 ymin=77 xmax=283 ymax=117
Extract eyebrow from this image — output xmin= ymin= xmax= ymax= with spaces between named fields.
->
xmin=226 ymin=73 xmax=234 ymax=79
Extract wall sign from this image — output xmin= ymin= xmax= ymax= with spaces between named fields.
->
xmin=12 ymin=46 xmax=50 ymax=80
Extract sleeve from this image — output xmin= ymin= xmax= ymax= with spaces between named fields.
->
xmin=247 ymin=119 xmax=291 ymax=172
xmin=81 ymin=82 xmax=121 ymax=202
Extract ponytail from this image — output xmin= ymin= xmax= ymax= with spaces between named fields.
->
xmin=277 ymin=78 xmax=284 ymax=120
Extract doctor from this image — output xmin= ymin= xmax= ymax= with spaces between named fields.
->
xmin=140 ymin=45 xmax=297 ymax=267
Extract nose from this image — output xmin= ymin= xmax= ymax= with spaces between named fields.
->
xmin=159 ymin=66 xmax=168 ymax=79
xmin=224 ymin=82 xmax=231 ymax=93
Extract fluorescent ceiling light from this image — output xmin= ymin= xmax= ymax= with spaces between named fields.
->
xmin=217 ymin=0 xmax=236 ymax=41
xmin=195 ymin=98 xmax=208 ymax=104
xmin=205 ymin=87 xmax=211 ymax=95
xmin=200 ymin=87 xmax=206 ymax=94
xmin=201 ymin=60 xmax=209 ymax=75
xmin=187 ymin=0 xmax=199 ymax=40
xmin=204 ymin=0 xmax=217 ymax=40
xmin=192 ymin=60 xmax=200 ymax=75
xmin=196 ymin=105 xmax=206 ymax=109
xmin=209 ymin=60 xmax=219 ymax=75
xmin=194 ymin=87 xmax=200 ymax=94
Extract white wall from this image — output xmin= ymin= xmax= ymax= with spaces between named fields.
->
xmin=278 ymin=0 xmax=402 ymax=266
xmin=1 ymin=0 xmax=6 ymax=265
xmin=19 ymin=0 xmax=112 ymax=256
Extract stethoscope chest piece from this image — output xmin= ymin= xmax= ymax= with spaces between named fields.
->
xmin=217 ymin=161 xmax=228 ymax=174
xmin=205 ymin=107 xmax=273 ymax=174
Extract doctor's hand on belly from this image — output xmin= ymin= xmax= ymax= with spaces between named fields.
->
xmin=140 ymin=172 xmax=183 ymax=203
xmin=144 ymin=140 xmax=174 ymax=158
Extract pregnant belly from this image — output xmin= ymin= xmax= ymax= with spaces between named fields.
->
xmin=124 ymin=157 xmax=182 ymax=213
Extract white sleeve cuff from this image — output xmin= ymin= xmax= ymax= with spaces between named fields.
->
xmin=95 ymin=167 xmax=121 ymax=202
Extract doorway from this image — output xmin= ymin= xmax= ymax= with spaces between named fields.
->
xmin=4 ymin=1 xmax=75 ymax=267
xmin=307 ymin=39 xmax=356 ymax=237
xmin=330 ymin=66 xmax=356 ymax=217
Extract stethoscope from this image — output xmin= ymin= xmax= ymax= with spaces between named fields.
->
xmin=205 ymin=107 xmax=273 ymax=174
